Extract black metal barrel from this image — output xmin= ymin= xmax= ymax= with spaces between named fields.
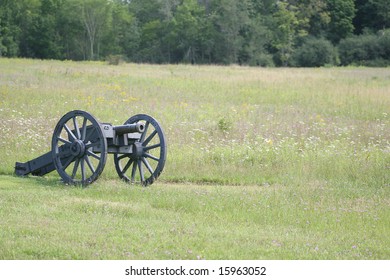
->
xmin=113 ymin=123 xmax=145 ymax=135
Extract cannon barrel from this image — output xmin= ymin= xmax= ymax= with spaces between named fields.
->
xmin=113 ymin=122 xmax=145 ymax=135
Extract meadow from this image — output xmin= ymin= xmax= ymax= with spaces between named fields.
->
xmin=0 ymin=58 xmax=389 ymax=259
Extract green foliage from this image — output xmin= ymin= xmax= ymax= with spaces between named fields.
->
xmin=271 ymin=1 xmax=303 ymax=66
xmin=28 ymin=0 xmax=63 ymax=59
xmin=299 ymin=0 xmax=331 ymax=36
xmin=370 ymin=0 xmax=390 ymax=29
xmin=378 ymin=29 xmax=390 ymax=60
xmin=106 ymin=4 xmax=139 ymax=58
xmin=211 ymin=0 xmax=251 ymax=64
xmin=0 ymin=0 xmax=389 ymax=66
xmin=171 ymin=0 xmax=207 ymax=63
xmin=0 ymin=3 xmax=20 ymax=57
xmin=292 ymin=37 xmax=338 ymax=67
xmin=217 ymin=116 xmax=232 ymax=133
xmin=326 ymin=0 xmax=356 ymax=43
xmin=338 ymin=30 xmax=390 ymax=66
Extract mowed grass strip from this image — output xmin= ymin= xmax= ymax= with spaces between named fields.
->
xmin=0 ymin=176 xmax=388 ymax=260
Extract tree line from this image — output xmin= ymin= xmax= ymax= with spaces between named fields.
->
xmin=1 ymin=0 xmax=389 ymax=67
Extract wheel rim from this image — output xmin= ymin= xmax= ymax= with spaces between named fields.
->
xmin=51 ymin=110 xmax=107 ymax=185
xmin=114 ymin=114 xmax=166 ymax=186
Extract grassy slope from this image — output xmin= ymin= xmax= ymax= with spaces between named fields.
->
xmin=0 ymin=58 xmax=389 ymax=259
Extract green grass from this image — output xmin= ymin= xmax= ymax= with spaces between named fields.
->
xmin=0 ymin=58 xmax=389 ymax=259
xmin=1 ymin=176 xmax=388 ymax=260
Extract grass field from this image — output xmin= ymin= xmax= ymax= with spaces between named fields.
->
xmin=0 ymin=58 xmax=389 ymax=259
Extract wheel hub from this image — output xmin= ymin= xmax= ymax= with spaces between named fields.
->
xmin=70 ymin=139 xmax=86 ymax=158
xmin=132 ymin=142 xmax=144 ymax=159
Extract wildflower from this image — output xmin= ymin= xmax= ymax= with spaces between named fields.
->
xmin=265 ymin=138 xmax=273 ymax=146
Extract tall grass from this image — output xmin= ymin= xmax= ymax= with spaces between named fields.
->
xmin=0 ymin=59 xmax=389 ymax=259
xmin=0 ymin=59 xmax=388 ymax=188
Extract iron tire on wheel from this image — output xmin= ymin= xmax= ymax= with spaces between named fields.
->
xmin=114 ymin=114 xmax=166 ymax=186
xmin=51 ymin=110 xmax=107 ymax=186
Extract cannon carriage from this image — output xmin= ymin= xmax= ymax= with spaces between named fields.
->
xmin=15 ymin=110 xmax=166 ymax=186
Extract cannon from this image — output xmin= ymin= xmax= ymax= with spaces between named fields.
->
xmin=15 ymin=110 xmax=166 ymax=186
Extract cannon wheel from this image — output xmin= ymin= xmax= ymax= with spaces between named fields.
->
xmin=114 ymin=114 xmax=166 ymax=186
xmin=51 ymin=110 xmax=107 ymax=186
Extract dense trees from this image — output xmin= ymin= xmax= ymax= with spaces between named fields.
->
xmin=0 ymin=0 xmax=389 ymax=66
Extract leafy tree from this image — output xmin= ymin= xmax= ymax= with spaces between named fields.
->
xmin=240 ymin=7 xmax=273 ymax=66
xmin=101 ymin=1 xmax=140 ymax=60
xmin=326 ymin=0 xmax=355 ymax=43
xmin=81 ymin=0 xmax=111 ymax=60
xmin=130 ymin=0 xmax=175 ymax=63
xmin=378 ymin=29 xmax=390 ymax=61
xmin=56 ymin=0 xmax=86 ymax=60
xmin=354 ymin=0 xmax=389 ymax=33
xmin=271 ymin=1 xmax=304 ymax=66
xmin=354 ymin=0 xmax=377 ymax=34
xmin=0 ymin=0 xmax=20 ymax=57
xmin=338 ymin=30 xmax=390 ymax=66
xmin=210 ymin=0 xmax=251 ymax=64
xmin=137 ymin=20 xmax=164 ymax=63
xmin=292 ymin=36 xmax=338 ymax=67
xmin=29 ymin=0 xmax=63 ymax=59
xmin=11 ymin=0 xmax=41 ymax=58
xmin=129 ymin=0 xmax=164 ymax=24
xmin=171 ymin=0 xmax=206 ymax=63
xmin=370 ymin=0 xmax=390 ymax=30
xmin=293 ymin=0 xmax=331 ymax=37
xmin=0 ymin=0 xmax=388 ymax=66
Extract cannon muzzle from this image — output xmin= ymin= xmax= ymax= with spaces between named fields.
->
xmin=113 ymin=122 xmax=145 ymax=135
